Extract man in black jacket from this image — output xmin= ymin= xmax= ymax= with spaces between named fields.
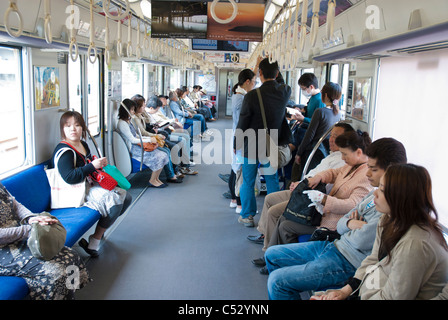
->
xmin=234 ymin=58 xmax=292 ymax=227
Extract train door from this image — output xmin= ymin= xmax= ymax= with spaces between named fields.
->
xmin=218 ymin=69 xmax=238 ymax=117
xmin=327 ymin=63 xmax=350 ymax=118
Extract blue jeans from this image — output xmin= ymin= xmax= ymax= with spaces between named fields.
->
xmin=240 ymin=158 xmax=279 ymax=219
xmin=157 ymin=146 xmax=175 ymax=179
xmin=265 ymin=241 xmax=356 ymax=300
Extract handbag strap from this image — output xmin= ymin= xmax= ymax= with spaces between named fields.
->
xmin=59 ymin=141 xmax=87 ymax=165
xmin=256 ymin=88 xmax=268 ymax=131
xmin=54 ymin=147 xmax=76 ymax=168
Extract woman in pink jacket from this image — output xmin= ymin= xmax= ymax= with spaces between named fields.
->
xmin=269 ymin=130 xmax=373 ymax=247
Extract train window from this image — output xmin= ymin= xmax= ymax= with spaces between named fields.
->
xmin=329 ymin=64 xmax=339 ymax=83
xmin=87 ymin=59 xmax=100 ymax=136
xmin=122 ymin=62 xmax=143 ymax=99
xmin=170 ymin=68 xmax=181 ymax=92
xmin=0 ymin=46 xmax=26 ymax=176
xmin=68 ymin=58 xmax=82 ymax=113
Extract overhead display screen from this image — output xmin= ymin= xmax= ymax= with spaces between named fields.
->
xmin=151 ymin=1 xmax=208 ymax=39
xmin=191 ymin=39 xmax=249 ymax=52
xmin=206 ymin=1 xmax=264 ymax=42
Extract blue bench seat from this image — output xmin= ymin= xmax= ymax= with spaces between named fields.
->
xmin=0 ymin=162 xmax=101 ymax=300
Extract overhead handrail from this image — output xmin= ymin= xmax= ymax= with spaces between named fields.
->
xmin=4 ymin=0 xmax=23 ymax=38
xmin=87 ymin=0 xmax=98 ymax=64
xmin=126 ymin=13 xmax=133 ymax=57
xmin=210 ymin=0 xmax=238 ymax=24
xmin=301 ymin=120 xmax=351 ymax=180
xmin=44 ymin=0 xmax=52 ymax=44
xmin=116 ymin=15 xmax=123 ymax=57
xmin=68 ymin=0 xmax=79 ymax=62
xmin=299 ymin=0 xmax=308 ymax=53
xmin=135 ymin=20 xmax=141 ymax=60
xmin=104 ymin=14 xmax=111 ymax=65
xmin=310 ymin=0 xmax=320 ymax=47
xmin=103 ymin=0 xmax=130 ymax=21
xmin=326 ymin=0 xmax=336 ymax=40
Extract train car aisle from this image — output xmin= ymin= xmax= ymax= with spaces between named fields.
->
xmin=74 ymin=119 xmax=269 ymax=300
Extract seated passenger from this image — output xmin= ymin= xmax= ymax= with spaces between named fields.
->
xmin=131 ymin=94 xmax=183 ymax=183
xmin=292 ymin=82 xmax=343 ymax=181
xmin=51 ymin=111 xmax=132 ymax=257
xmin=264 ymin=137 xmax=407 ymax=299
xmin=251 ymin=123 xmax=354 ymax=252
xmin=117 ymin=99 xmax=169 ymax=188
xmin=270 ymin=130 xmax=374 ymax=248
xmin=311 ymin=164 xmax=448 ymax=300
xmin=169 ymin=90 xmax=209 ymax=141
xmin=0 ymin=183 xmax=90 ymax=299
xmin=146 ymin=95 xmax=198 ymax=176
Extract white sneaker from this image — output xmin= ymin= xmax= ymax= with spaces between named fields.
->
xmin=201 ymin=135 xmax=211 ymax=141
xmin=205 ymin=129 xmax=214 ymax=136
xmin=189 ymin=161 xmax=196 ymax=167
xmin=229 ymin=201 xmax=237 ymax=208
xmin=235 ymin=207 xmax=242 ymax=214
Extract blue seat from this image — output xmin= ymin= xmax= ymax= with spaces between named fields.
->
xmin=0 ymin=276 xmax=29 ymax=300
xmin=0 ymin=161 xmax=102 ymax=300
xmin=131 ymin=157 xmax=149 ymax=173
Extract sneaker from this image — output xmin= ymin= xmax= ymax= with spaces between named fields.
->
xmin=180 ymin=167 xmax=198 ymax=175
xmin=229 ymin=201 xmax=237 ymax=208
xmin=189 ymin=161 xmax=196 ymax=167
xmin=222 ymin=191 xmax=232 ymax=199
xmin=205 ymin=129 xmax=214 ymax=136
xmin=218 ymin=173 xmax=230 ymax=183
xmin=238 ymin=215 xmax=254 ymax=227
xmin=235 ymin=207 xmax=242 ymax=214
xmin=201 ymin=135 xmax=211 ymax=142
xmin=247 ymin=234 xmax=264 ymax=244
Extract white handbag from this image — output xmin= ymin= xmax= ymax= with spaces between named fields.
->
xmin=45 ymin=147 xmax=86 ymax=209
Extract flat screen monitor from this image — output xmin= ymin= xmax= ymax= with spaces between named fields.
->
xmin=151 ymin=1 xmax=208 ymax=39
xmin=206 ymin=1 xmax=264 ymax=42
xmin=191 ymin=39 xmax=249 ymax=52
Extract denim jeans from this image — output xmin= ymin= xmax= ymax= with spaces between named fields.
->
xmin=239 ymin=158 xmax=279 ymax=219
xmin=265 ymin=241 xmax=356 ymax=300
xmin=157 ymin=146 xmax=176 ymax=179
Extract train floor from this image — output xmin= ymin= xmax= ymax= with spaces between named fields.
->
xmin=74 ymin=118 xmax=270 ymax=300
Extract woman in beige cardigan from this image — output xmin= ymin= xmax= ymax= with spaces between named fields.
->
xmin=312 ymin=164 xmax=448 ymax=300
xmin=267 ymin=130 xmax=374 ymax=248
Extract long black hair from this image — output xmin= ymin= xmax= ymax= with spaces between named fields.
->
xmin=232 ymin=69 xmax=255 ymax=94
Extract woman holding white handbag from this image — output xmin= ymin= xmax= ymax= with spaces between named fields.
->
xmin=50 ymin=111 xmax=132 ymax=257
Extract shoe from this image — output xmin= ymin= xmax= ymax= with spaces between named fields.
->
xmin=166 ymin=177 xmax=183 ymax=183
xmin=238 ymin=215 xmax=254 ymax=227
xmin=251 ymin=257 xmax=266 ymax=267
xmin=78 ymin=238 xmax=99 ymax=258
xmin=201 ymin=135 xmax=211 ymax=142
xmin=209 ymin=118 xmax=216 ymax=122
xmin=148 ymin=182 xmax=168 ymax=188
xmin=218 ymin=173 xmax=230 ymax=183
xmin=229 ymin=201 xmax=237 ymax=208
xmin=205 ymin=129 xmax=214 ymax=136
xmin=180 ymin=167 xmax=198 ymax=175
xmin=247 ymin=234 xmax=264 ymax=245
xmin=175 ymin=172 xmax=185 ymax=179
xmin=189 ymin=161 xmax=196 ymax=167
xmin=259 ymin=266 xmax=269 ymax=275
xmin=235 ymin=207 xmax=242 ymax=214
xmin=222 ymin=191 xmax=232 ymax=199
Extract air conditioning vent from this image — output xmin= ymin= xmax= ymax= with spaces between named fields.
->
xmin=388 ymin=41 xmax=448 ymax=54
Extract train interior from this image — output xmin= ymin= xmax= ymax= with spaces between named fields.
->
xmin=0 ymin=0 xmax=448 ymax=300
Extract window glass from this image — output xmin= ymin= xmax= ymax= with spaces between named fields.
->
xmin=68 ymin=58 xmax=82 ymax=113
xmin=0 ymin=46 xmax=25 ymax=175
xmin=122 ymin=61 xmax=143 ymax=99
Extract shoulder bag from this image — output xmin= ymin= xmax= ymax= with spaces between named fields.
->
xmin=256 ymin=88 xmax=292 ymax=169
xmin=46 ymin=147 xmax=86 ymax=209
xmin=282 ymin=178 xmax=327 ymax=226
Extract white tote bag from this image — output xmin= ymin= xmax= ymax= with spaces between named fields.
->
xmin=45 ymin=147 xmax=86 ymax=209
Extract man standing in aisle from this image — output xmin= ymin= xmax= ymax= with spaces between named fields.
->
xmin=234 ymin=58 xmax=292 ymax=227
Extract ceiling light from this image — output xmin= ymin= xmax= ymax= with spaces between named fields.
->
xmin=140 ymin=0 xmax=151 ymax=18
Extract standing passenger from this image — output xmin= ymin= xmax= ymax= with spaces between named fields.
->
xmin=234 ymin=58 xmax=292 ymax=227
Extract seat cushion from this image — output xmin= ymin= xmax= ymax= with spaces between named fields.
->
xmin=50 ymin=206 xmax=101 ymax=247
xmin=0 ymin=276 xmax=29 ymax=300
